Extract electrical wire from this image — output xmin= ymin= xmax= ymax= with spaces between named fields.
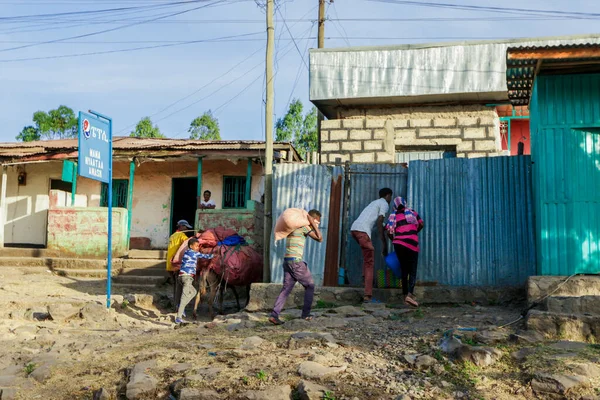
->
xmin=0 ymin=0 xmax=234 ymax=52
xmin=276 ymin=6 xmax=309 ymax=70
xmin=330 ymin=2 xmax=351 ymax=47
xmin=0 ymin=32 xmax=264 ymax=63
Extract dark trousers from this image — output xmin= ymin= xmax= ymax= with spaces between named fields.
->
xmin=169 ymin=271 xmax=182 ymax=307
xmin=394 ymin=244 xmax=419 ymax=296
xmin=271 ymin=260 xmax=315 ymax=319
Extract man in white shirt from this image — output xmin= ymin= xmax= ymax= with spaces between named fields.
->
xmin=199 ymin=190 xmax=216 ymax=209
xmin=350 ymin=188 xmax=393 ymax=302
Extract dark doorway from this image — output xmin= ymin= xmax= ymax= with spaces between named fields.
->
xmin=171 ymin=177 xmax=198 ymax=235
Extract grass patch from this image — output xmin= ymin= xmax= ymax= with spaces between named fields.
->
xmin=323 ymin=390 xmax=336 ymax=400
xmin=256 ymin=370 xmax=268 ymax=382
xmin=315 ymin=300 xmax=337 ymax=309
xmin=24 ymin=362 xmax=36 ymax=375
xmin=414 ymin=308 xmax=425 ymax=319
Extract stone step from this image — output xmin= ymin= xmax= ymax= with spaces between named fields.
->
xmin=120 ymin=267 xmax=165 ymax=277
xmin=526 ymin=309 xmax=600 ymax=343
xmin=113 ymin=275 xmax=165 ymax=286
xmin=54 ymin=269 xmax=109 ymax=278
xmin=0 ymin=247 xmax=61 ymax=258
xmin=112 ymin=282 xmax=162 ymax=289
xmin=545 ymin=295 xmax=600 ymax=315
xmin=527 ymin=275 xmax=600 ymax=304
xmin=0 ymin=257 xmax=166 ymax=270
xmin=127 ymin=249 xmax=167 ymax=260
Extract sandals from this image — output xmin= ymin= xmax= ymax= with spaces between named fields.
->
xmin=302 ymin=315 xmax=314 ymax=321
xmin=404 ymin=296 xmax=419 ymax=307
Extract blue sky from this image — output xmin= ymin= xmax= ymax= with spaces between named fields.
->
xmin=0 ymin=0 xmax=599 ymax=142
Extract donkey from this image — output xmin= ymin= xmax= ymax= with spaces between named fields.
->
xmin=192 ymin=268 xmax=251 ymax=320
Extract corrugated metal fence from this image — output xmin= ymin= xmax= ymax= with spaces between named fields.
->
xmin=408 ymin=156 xmax=536 ymax=286
xmin=270 ymin=164 xmax=332 ymax=286
xmin=345 ymin=164 xmax=408 ymax=286
xmin=270 ymin=156 xmax=535 ymax=288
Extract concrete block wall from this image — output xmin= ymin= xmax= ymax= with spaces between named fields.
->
xmin=320 ymin=105 xmax=504 ymax=164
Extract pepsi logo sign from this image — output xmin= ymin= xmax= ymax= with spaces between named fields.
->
xmin=83 ymin=119 xmax=91 ymax=139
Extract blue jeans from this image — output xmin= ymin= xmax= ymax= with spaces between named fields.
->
xmin=271 ymin=260 xmax=315 ymax=319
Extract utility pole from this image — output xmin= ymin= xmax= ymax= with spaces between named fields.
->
xmin=316 ymin=0 xmax=327 ymax=162
xmin=263 ymin=0 xmax=274 ymax=283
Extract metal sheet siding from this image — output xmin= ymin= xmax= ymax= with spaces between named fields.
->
xmin=310 ymin=35 xmax=600 ymax=102
xmin=270 ymin=164 xmax=332 ymax=286
xmin=345 ymin=164 xmax=408 ymax=286
xmin=408 ymin=156 xmax=535 ymax=286
xmin=532 ymin=74 xmax=600 ymax=276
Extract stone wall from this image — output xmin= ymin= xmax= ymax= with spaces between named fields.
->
xmin=320 ymin=105 xmax=505 ymax=164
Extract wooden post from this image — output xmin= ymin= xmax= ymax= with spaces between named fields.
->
xmin=0 ymin=166 xmax=6 ymax=248
xmin=126 ymin=160 xmax=135 ymax=246
xmin=245 ymin=158 xmax=252 ymax=207
xmin=263 ymin=0 xmax=275 ymax=283
xmin=197 ymin=157 xmax=203 ymax=209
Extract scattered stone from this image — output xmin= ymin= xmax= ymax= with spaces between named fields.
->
xmin=456 ymin=345 xmax=503 ymax=368
xmin=180 ymin=388 xmax=221 ymax=400
xmin=315 ymin=317 xmax=347 ymax=328
xmin=331 ymin=306 xmax=367 ymax=317
xmin=23 ymin=309 xmax=50 ymax=321
xmin=280 ymin=309 xmax=302 ymax=319
xmin=297 ymin=380 xmax=331 ymax=400
xmin=241 ymin=336 xmax=266 ymax=350
xmin=362 ymin=303 xmax=386 ymax=312
xmin=93 ymin=388 xmax=110 ymax=400
xmin=291 ymin=332 xmax=336 ymax=343
xmin=548 ymin=341 xmax=588 ymax=351
xmin=226 ymin=320 xmax=256 ymax=332
xmin=372 ymin=310 xmax=392 ymax=319
xmin=395 ymin=395 xmax=411 ymax=400
xmin=509 ymin=330 xmax=545 ymax=344
xmin=47 ymin=303 xmax=81 ymax=322
xmin=10 ymin=325 xmax=38 ymax=341
xmin=511 ymin=348 xmax=536 ymax=362
xmin=169 ymin=363 xmax=192 ymax=373
xmin=414 ymin=355 xmax=437 ymax=370
xmin=188 ymin=367 xmax=222 ymax=380
xmin=29 ymin=364 xmax=52 ymax=383
xmin=0 ymin=388 xmax=17 ymax=400
xmin=297 ymin=361 xmax=347 ymax=379
xmin=531 ymin=372 xmax=590 ymax=396
xmin=241 ymin=385 xmax=292 ymax=400
xmin=124 ymin=294 xmax=154 ymax=308
xmin=571 ymin=363 xmax=600 ymax=378
xmin=80 ymin=303 xmax=108 ymax=322
xmin=475 ymin=330 xmax=509 ymax=345
xmin=126 ymin=360 xmax=158 ymax=400
xmin=402 ymin=354 xmax=418 ymax=366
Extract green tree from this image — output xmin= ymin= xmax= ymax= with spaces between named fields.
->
xmin=275 ymin=99 xmax=318 ymax=158
xmin=16 ymin=105 xmax=77 ymax=141
xmin=130 ymin=117 xmax=165 ymax=138
xmin=16 ymin=126 xmax=41 ymax=142
xmin=189 ymin=110 xmax=221 ymax=140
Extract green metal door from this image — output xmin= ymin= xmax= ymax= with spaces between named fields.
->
xmin=531 ymin=74 xmax=600 ymax=275
xmin=100 ymin=180 xmax=129 ymax=208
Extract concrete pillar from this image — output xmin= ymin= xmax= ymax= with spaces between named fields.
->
xmin=0 ymin=166 xmax=6 ymax=248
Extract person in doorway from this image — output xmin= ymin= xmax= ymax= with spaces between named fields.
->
xmin=167 ymin=219 xmax=193 ymax=308
xmin=386 ymin=197 xmax=424 ymax=307
xmin=175 ymin=238 xmax=213 ymax=324
xmin=269 ymin=209 xmax=323 ymax=325
xmin=199 ymin=190 xmax=216 ymax=209
xmin=350 ymin=188 xmax=393 ymax=303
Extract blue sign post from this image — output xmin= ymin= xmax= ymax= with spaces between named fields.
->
xmin=78 ymin=110 xmax=113 ymax=309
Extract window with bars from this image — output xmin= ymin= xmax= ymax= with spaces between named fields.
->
xmin=100 ymin=179 xmax=129 ymax=208
xmin=222 ymin=176 xmax=248 ymax=209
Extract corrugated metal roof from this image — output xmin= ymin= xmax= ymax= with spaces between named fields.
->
xmin=309 ymin=34 xmax=600 ymax=118
xmin=506 ymin=42 xmax=600 ymax=105
xmin=408 ymin=156 xmax=536 ymax=286
xmin=345 ymin=163 xmax=408 ymax=287
xmin=270 ymin=163 xmax=333 ymax=286
xmin=0 ymin=137 xmax=301 ymax=161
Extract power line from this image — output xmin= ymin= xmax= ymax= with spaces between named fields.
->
xmin=276 ymin=6 xmax=308 ymax=70
xmin=0 ymin=32 xmax=263 ymax=62
xmin=116 ymin=45 xmax=265 ymax=134
xmin=330 ymin=2 xmax=351 ymax=47
xmin=369 ymin=0 xmax=600 ymax=19
xmin=0 ymin=0 xmax=236 ymax=52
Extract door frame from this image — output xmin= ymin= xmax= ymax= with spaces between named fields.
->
xmin=169 ymin=176 xmax=197 ymax=234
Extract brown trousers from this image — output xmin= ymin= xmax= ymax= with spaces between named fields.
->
xmin=351 ymin=231 xmax=375 ymax=297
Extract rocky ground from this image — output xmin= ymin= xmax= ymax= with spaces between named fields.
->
xmin=0 ymin=268 xmax=599 ymax=400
